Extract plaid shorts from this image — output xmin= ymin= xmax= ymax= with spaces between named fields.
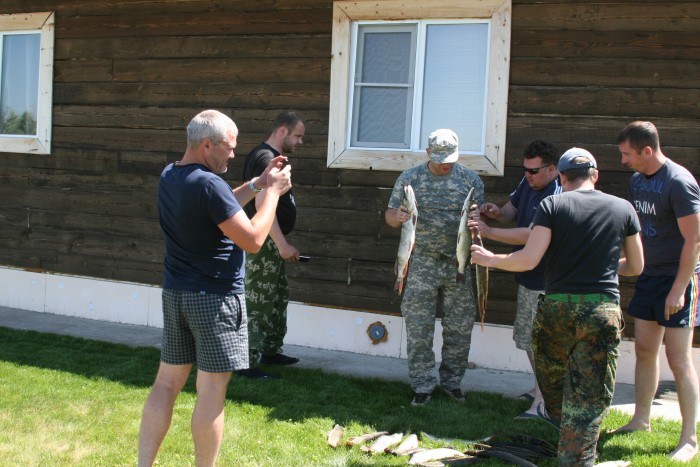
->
xmin=160 ymin=288 xmax=249 ymax=372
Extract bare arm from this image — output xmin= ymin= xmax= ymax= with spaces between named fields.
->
xmin=665 ymin=212 xmax=700 ymax=318
xmin=470 ymin=225 xmax=551 ymax=272
xmin=480 ymin=201 xmax=517 ymax=223
xmin=219 ymin=164 xmax=292 ymax=253
xmin=232 ymin=155 xmax=288 ymax=206
xmin=618 ymin=233 xmax=644 ymax=277
xmin=385 ymin=207 xmax=408 ymax=229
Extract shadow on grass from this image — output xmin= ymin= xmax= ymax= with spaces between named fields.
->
xmin=0 ymin=326 xmax=560 ymax=460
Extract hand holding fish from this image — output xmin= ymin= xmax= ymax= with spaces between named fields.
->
xmin=479 ymin=202 xmax=502 ymax=220
xmin=468 ymin=217 xmax=492 ymax=238
xmin=470 ymin=243 xmax=494 ymax=267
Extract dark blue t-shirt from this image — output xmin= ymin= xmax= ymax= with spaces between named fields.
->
xmin=509 ymin=176 xmax=562 ymax=290
xmin=158 ymin=163 xmax=245 ymax=294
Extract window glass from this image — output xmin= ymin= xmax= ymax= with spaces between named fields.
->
xmin=421 ymin=23 xmax=488 ymax=153
xmin=1 ymin=33 xmax=40 ymax=136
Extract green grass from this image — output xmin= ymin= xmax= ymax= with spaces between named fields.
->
xmin=0 ymin=326 xmax=697 ymax=466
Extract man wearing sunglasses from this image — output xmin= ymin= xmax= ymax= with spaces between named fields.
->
xmin=468 ymin=139 xmax=561 ymax=419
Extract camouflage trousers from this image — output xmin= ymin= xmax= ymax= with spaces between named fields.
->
xmin=532 ymin=295 xmax=622 ymax=466
xmin=244 ymin=236 xmax=289 ymax=367
xmin=401 ymin=253 xmax=477 ymax=393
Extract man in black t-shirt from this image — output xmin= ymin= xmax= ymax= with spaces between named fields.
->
xmin=237 ymin=111 xmax=305 ymax=379
xmin=471 ymin=148 xmax=644 ymax=466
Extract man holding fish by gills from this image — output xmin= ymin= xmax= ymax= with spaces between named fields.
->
xmin=385 ymin=129 xmax=484 ymax=407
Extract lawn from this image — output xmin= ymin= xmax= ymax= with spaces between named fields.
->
xmin=0 ymin=327 xmax=696 ymax=466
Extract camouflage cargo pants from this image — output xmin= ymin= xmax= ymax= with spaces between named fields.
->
xmin=244 ymin=236 xmax=289 ymax=367
xmin=401 ymin=254 xmax=477 ymax=393
xmin=532 ymin=294 xmax=622 ymax=466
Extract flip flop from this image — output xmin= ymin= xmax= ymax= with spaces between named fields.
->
xmin=514 ymin=411 xmax=539 ymax=420
xmin=518 ymin=392 xmax=535 ymax=402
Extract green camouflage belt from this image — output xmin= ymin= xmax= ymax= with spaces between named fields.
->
xmin=545 ymin=293 xmax=614 ymax=303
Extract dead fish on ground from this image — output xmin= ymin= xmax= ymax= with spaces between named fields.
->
xmin=455 ymin=187 xmax=475 ymax=284
xmin=388 ymin=433 xmax=420 ymax=455
xmin=408 ymin=448 xmax=469 ymax=465
xmin=470 ymin=224 xmax=488 ymax=331
xmin=360 ymin=432 xmax=404 ymax=453
xmin=394 ymin=185 xmax=418 ymax=294
xmin=326 ymin=423 xmax=344 ymax=448
xmin=420 ymin=431 xmax=493 ymax=446
xmin=346 ymin=430 xmax=388 ymax=446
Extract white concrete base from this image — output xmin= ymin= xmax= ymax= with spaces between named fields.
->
xmin=0 ymin=265 xmax=694 ymax=385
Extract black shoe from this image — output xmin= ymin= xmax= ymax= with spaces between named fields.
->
xmin=411 ymin=392 xmax=432 ymax=407
xmin=260 ymin=353 xmax=299 ymax=366
xmin=441 ymin=387 xmax=465 ymax=403
xmin=234 ymin=368 xmax=273 ymax=379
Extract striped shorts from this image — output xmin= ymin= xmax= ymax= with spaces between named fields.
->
xmin=628 ymin=272 xmax=700 ymax=328
xmin=161 ymin=288 xmax=249 ymax=372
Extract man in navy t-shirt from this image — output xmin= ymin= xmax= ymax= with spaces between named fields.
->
xmin=469 ymin=139 xmax=562 ymax=418
xmin=138 ymin=109 xmax=292 ymax=466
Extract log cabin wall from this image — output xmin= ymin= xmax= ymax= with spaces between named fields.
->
xmin=0 ymin=0 xmax=697 ymax=342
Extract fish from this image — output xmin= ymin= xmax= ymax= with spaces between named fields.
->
xmin=470 ymin=225 xmax=488 ymax=331
xmin=394 ymin=185 xmax=418 ymax=294
xmin=360 ymin=432 xmax=404 ymax=453
xmin=455 ymin=187 xmax=475 ymax=284
xmin=327 ymin=423 xmax=344 ymax=448
xmin=408 ymin=448 xmax=469 ymax=465
xmin=346 ymin=431 xmax=389 ymax=446
xmin=389 ymin=433 xmax=420 ymax=455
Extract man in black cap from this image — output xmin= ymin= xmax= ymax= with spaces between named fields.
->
xmin=471 ymin=147 xmax=644 ymax=465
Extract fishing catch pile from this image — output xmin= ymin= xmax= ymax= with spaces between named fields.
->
xmin=326 ymin=425 xmax=558 ymax=466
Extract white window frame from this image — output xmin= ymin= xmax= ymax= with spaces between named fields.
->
xmin=0 ymin=12 xmax=54 ymax=155
xmin=328 ymin=0 xmax=511 ymax=176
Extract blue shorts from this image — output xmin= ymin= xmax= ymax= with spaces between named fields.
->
xmin=160 ymin=288 xmax=249 ymax=372
xmin=627 ymin=273 xmax=700 ymax=328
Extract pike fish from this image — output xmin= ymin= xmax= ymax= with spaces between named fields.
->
xmin=389 ymin=433 xmax=421 ymax=456
xmin=346 ymin=431 xmax=389 ymax=446
xmin=394 ymin=185 xmax=418 ymax=294
xmin=471 ymin=226 xmax=489 ymax=331
xmin=327 ymin=424 xmax=344 ymax=448
xmin=408 ymin=448 xmax=469 ymax=465
xmin=360 ymin=432 xmax=404 ymax=453
xmin=455 ymin=187 xmax=475 ymax=284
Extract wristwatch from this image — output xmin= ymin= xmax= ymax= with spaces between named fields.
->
xmin=249 ymin=178 xmax=262 ymax=193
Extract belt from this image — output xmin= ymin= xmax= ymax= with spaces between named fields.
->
xmin=545 ymin=293 xmax=614 ymax=303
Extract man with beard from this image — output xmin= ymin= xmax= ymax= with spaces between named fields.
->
xmin=237 ymin=111 xmax=305 ymax=379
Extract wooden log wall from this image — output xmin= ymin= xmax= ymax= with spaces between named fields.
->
xmin=0 ymin=0 xmax=698 ymax=342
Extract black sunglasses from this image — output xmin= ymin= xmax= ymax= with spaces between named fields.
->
xmin=523 ymin=164 xmax=553 ymax=175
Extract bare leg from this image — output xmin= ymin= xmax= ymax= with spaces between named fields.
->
xmin=609 ymin=319 xmax=663 ymax=433
xmin=664 ymin=327 xmax=698 ymax=462
xmin=524 ymin=350 xmax=544 ymax=414
xmin=192 ymin=369 xmax=232 ymax=467
xmin=138 ymin=362 xmax=192 ymax=467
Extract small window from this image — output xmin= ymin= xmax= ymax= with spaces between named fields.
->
xmin=0 ymin=12 xmax=54 ymax=155
xmin=328 ymin=1 xmax=511 ymax=176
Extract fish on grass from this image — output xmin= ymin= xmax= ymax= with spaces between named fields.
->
xmin=394 ymin=184 xmax=418 ymax=294
xmin=471 ymin=225 xmax=488 ymax=331
xmin=455 ymin=187 xmax=475 ymax=284
xmin=345 ymin=431 xmax=388 ymax=446
xmin=388 ymin=433 xmax=421 ymax=456
xmin=360 ymin=432 xmax=404 ymax=453
xmin=408 ymin=448 xmax=470 ymax=465
xmin=326 ymin=424 xmax=344 ymax=448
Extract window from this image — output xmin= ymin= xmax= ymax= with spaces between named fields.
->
xmin=0 ymin=12 xmax=54 ymax=155
xmin=328 ymin=1 xmax=511 ymax=176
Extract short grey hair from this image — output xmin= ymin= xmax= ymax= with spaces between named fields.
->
xmin=186 ymin=110 xmax=238 ymax=149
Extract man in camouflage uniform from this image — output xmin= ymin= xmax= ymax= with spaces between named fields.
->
xmin=472 ymin=148 xmax=644 ymax=465
xmin=238 ymin=111 xmax=305 ymax=379
xmin=385 ymin=129 xmax=484 ymax=406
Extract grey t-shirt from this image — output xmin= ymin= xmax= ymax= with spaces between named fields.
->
xmin=629 ymin=159 xmax=700 ymax=276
